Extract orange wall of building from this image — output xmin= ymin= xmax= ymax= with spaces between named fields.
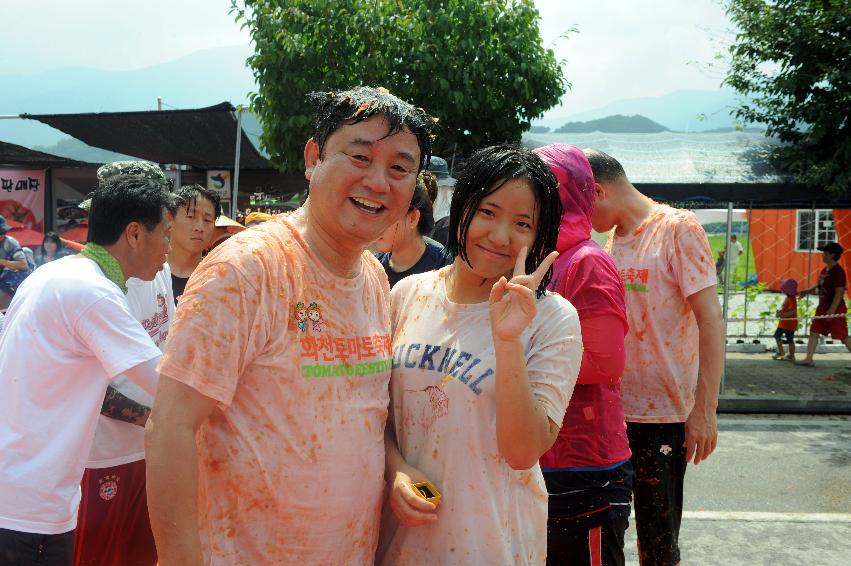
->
xmin=750 ymin=209 xmax=825 ymax=291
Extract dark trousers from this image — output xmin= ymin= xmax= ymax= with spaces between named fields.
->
xmin=0 ymin=528 xmax=74 ymax=566
xmin=626 ymin=422 xmax=687 ymax=566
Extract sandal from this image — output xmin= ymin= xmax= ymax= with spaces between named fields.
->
xmin=772 ymin=353 xmax=783 ymax=360
xmin=783 ymin=355 xmax=796 ymax=361
xmin=794 ymin=360 xmax=815 ymax=367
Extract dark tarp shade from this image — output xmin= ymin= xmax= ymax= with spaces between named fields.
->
xmin=0 ymin=140 xmax=94 ymax=168
xmin=22 ymin=103 xmax=268 ymax=169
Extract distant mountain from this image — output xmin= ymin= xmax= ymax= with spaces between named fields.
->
xmin=554 ymin=114 xmax=669 ymax=133
xmin=32 ymin=138 xmax=138 ymax=164
xmin=0 ymin=44 xmax=256 ymax=148
xmin=536 ymin=88 xmax=747 ymax=133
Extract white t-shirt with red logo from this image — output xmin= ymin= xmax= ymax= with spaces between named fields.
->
xmin=0 ymin=256 xmax=161 ymax=534
xmin=605 ymin=204 xmax=718 ymax=423
xmin=86 ymin=264 xmax=175 ymax=468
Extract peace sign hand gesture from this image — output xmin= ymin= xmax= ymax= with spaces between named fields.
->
xmin=489 ymin=247 xmax=559 ymax=342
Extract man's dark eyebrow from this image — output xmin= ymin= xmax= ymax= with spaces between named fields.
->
xmin=397 ymin=151 xmax=416 ymax=165
xmin=483 ymin=200 xmax=533 ymax=219
xmin=347 ymin=138 xmax=416 ymax=165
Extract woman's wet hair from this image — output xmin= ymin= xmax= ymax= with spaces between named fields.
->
xmin=410 ymin=174 xmax=436 ymax=236
xmin=307 ymin=86 xmax=437 ymax=172
xmin=447 ymin=145 xmax=561 ymax=297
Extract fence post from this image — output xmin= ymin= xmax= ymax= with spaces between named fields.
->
xmin=721 ymin=202 xmax=733 ymax=394
xmin=742 ymin=204 xmax=753 ymax=336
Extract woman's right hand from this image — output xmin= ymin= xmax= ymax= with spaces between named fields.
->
xmin=388 ymin=466 xmax=440 ymax=527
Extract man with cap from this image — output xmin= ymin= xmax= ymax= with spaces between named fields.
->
xmin=0 ymin=214 xmax=31 ymax=306
xmin=0 ymin=174 xmax=173 ymax=566
xmin=796 ymin=241 xmax=851 ymax=365
xmin=427 ymin=155 xmax=456 ymax=246
xmin=73 ymin=161 xmax=176 ymax=566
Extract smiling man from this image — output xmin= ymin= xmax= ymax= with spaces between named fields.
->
xmin=146 ymin=86 xmax=435 ymax=566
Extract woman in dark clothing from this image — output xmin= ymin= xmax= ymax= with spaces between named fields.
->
xmin=374 ymin=172 xmax=450 ymax=288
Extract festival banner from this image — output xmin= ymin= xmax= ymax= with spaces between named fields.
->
xmin=0 ymin=169 xmax=46 ymax=231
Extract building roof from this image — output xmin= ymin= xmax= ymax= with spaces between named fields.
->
xmin=22 ymin=102 xmax=269 ymax=170
xmin=522 ymin=131 xmax=787 ymax=184
xmin=0 ymin=140 xmax=95 ymax=168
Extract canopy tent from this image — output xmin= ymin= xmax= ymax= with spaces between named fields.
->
xmin=0 ymin=140 xmax=94 ymax=168
xmin=60 ymin=222 xmax=88 ymax=244
xmin=7 ymin=226 xmax=43 ymax=247
xmin=22 ymin=103 xmax=268 ymax=170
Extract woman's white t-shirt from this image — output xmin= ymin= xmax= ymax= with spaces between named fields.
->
xmin=378 ymin=268 xmax=582 ymax=565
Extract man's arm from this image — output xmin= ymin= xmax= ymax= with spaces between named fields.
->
xmin=146 ymin=375 xmax=217 ymax=566
xmin=0 ymin=257 xmax=28 ymax=271
xmin=685 ymin=285 xmax=724 ymax=465
xmin=101 ymin=386 xmax=150 ymax=426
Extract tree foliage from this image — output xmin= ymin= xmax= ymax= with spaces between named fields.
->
xmin=231 ymin=0 xmax=566 ymax=173
xmin=723 ymin=0 xmax=851 ymax=192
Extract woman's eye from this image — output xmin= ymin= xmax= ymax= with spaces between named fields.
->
xmin=391 ymin=164 xmax=410 ymax=174
xmin=478 ymin=208 xmax=494 ymax=216
xmin=517 ymin=221 xmax=532 ymax=229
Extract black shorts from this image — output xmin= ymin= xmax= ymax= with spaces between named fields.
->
xmin=544 ymin=461 xmax=634 ymax=566
xmin=626 ymin=422 xmax=687 ymax=566
xmin=774 ymin=328 xmax=795 ymax=344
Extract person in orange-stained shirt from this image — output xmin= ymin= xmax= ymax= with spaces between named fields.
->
xmin=145 ymin=86 xmax=436 ymax=566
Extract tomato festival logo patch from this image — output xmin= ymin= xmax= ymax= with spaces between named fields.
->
xmin=98 ymin=474 xmax=120 ymax=501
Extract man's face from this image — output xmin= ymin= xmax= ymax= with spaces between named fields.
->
xmin=590 ymin=182 xmax=618 ymax=233
xmin=135 ymin=209 xmax=173 ymax=281
xmin=304 ymin=115 xmax=420 ymax=247
xmin=172 ymin=196 xmax=216 ymax=253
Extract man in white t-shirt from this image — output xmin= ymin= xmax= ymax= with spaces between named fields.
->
xmin=73 ymin=161 xmax=176 ymax=566
xmin=726 ymin=234 xmax=744 ymax=283
xmin=0 ymin=175 xmax=173 ymax=566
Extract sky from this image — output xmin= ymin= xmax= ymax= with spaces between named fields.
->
xmin=0 ymin=0 xmax=732 ymax=118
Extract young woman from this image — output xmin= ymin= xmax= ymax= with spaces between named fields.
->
xmin=374 ymin=171 xmax=451 ymax=288
xmin=379 ymin=145 xmax=583 ymax=565
xmin=35 ymin=232 xmax=68 ymax=267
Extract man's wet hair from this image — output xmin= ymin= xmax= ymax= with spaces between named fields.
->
xmin=409 ymin=178 xmax=435 ymax=236
xmin=447 ymin=145 xmax=562 ymax=297
xmin=583 ymin=149 xmax=628 ymax=184
xmin=88 ymin=175 xmax=174 ymax=246
xmin=173 ymin=184 xmax=222 ymax=217
xmin=307 ymin=86 xmax=436 ymax=172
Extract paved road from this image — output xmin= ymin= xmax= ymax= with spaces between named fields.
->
xmin=622 ymin=414 xmax=851 ymax=565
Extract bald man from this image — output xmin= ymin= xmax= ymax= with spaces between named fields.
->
xmin=585 ymin=149 xmax=724 ymax=566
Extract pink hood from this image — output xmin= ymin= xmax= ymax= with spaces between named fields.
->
xmin=532 ymin=143 xmax=595 ymax=253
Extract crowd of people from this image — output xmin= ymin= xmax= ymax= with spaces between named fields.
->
xmin=0 ymin=85 xmax=733 ymax=566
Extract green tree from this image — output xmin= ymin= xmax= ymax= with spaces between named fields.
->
xmin=723 ymin=0 xmax=851 ymax=192
xmin=231 ymin=0 xmax=566 ymax=173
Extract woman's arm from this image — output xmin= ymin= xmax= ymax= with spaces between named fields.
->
xmin=489 ymin=249 xmax=564 ymax=470
xmin=384 ymin=425 xmax=439 ymax=526
xmin=493 ymin=336 xmax=560 ymax=469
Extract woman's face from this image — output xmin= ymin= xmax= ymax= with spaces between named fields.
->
xmin=458 ymin=177 xmax=538 ymax=281
xmin=43 ymin=239 xmax=58 ymax=254
xmin=373 ymin=209 xmax=418 ymax=253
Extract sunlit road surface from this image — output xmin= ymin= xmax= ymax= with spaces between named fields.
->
xmin=623 ymin=415 xmax=851 ymax=565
